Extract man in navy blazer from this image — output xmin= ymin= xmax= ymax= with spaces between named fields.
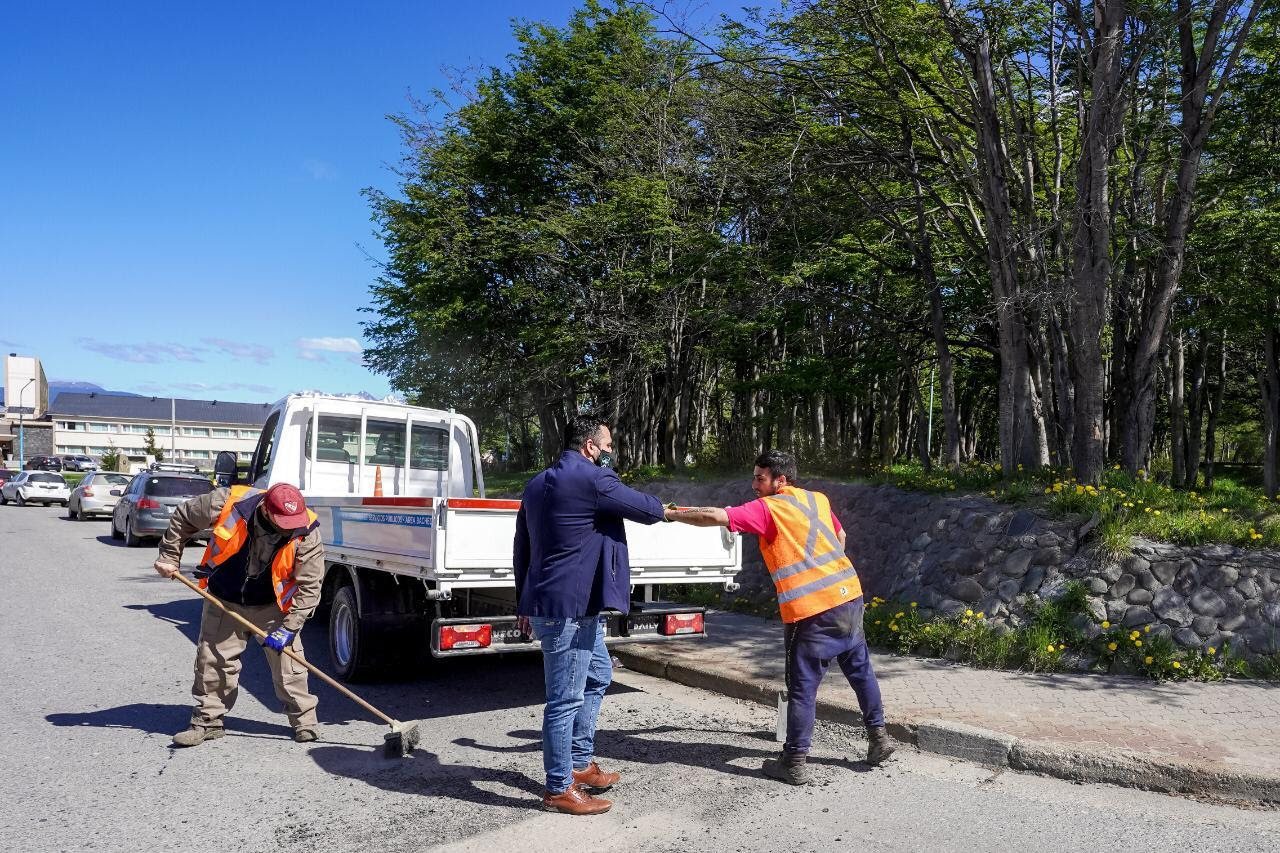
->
xmin=514 ymin=415 xmax=666 ymax=815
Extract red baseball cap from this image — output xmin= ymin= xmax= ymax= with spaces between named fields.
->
xmin=263 ymin=483 xmax=309 ymax=529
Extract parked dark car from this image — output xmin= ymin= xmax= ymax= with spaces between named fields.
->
xmin=111 ymin=471 xmax=214 ymax=546
xmin=24 ymin=455 xmax=63 ymax=471
xmin=0 ymin=468 xmax=15 ymax=486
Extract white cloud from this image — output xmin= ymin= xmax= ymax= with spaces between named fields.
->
xmin=202 ymin=338 xmax=273 ymax=365
xmin=79 ymin=338 xmax=204 ymax=364
xmin=302 ymin=158 xmax=337 ymax=181
xmin=298 ymin=337 xmax=362 ymax=353
xmin=297 ymin=336 xmax=363 ymax=364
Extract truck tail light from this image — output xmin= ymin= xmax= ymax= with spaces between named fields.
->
xmin=82 ymin=487 xmax=95 ymax=497
xmin=138 ymin=497 xmax=160 ymax=510
xmin=661 ymin=612 xmax=704 ymax=636
xmin=439 ymin=623 xmax=492 ymax=651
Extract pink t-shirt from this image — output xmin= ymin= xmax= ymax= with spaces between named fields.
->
xmin=724 ymin=497 xmax=843 ymax=543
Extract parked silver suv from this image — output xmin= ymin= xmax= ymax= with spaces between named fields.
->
xmin=111 ymin=471 xmax=214 ymax=546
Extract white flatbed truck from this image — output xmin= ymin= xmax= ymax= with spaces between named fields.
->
xmin=215 ymin=394 xmax=742 ymax=680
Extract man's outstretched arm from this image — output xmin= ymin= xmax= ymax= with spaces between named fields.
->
xmin=664 ymin=506 xmax=729 ymax=527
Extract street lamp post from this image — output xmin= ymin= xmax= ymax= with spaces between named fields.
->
xmin=17 ymin=377 xmax=35 ymax=467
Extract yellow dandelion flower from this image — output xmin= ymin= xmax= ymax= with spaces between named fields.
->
xmin=1108 ymin=642 xmax=1118 ymax=652
xmin=1144 ymin=656 xmax=1154 ymax=665
xmin=1153 ymin=510 xmax=1162 ymax=516
xmin=1172 ymin=661 xmax=1181 ymax=669
xmin=1101 ymin=620 xmax=1110 ymax=628
xmin=875 ymin=620 xmax=882 ymax=625
xmin=1135 ymin=640 xmax=1143 ymax=647
xmin=895 ymin=612 xmax=905 ymax=619
xmin=1208 ymin=647 xmax=1217 ymax=655
xmin=965 ymin=609 xmax=974 ymax=617
xmin=1046 ymin=644 xmax=1055 ymax=652
xmin=890 ymin=624 xmax=899 ymax=632
xmin=1113 ymin=464 xmax=1121 ymax=470
xmin=910 ymin=602 xmax=918 ymax=608
xmin=1144 ymin=625 xmax=1152 ymax=633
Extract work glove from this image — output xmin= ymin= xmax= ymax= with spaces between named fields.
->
xmin=263 ymin=627 xmax=296 ymax=652
xmin=153 ymin=559 xmax=181 ymax=578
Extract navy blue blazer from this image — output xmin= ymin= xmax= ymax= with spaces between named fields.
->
xmin=514 ymin=451 xmax=665 ymax=617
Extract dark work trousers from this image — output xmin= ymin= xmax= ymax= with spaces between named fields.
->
xmin=783 ymin=597 xmax=884 ymax=757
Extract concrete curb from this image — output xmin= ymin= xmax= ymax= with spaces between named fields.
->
xmin=614 ymin=644 xmax=1280 ymax=806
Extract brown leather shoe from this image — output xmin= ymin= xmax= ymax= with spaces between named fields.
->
xmin=542 ymin=785 xmax=612 ymax=815
xmin=572 ymin=761 xmax=621 ymax=791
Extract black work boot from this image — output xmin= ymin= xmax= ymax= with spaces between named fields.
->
xmin=762 ymin=752 xmax=813 ymax=786
xmin=866 ymin=725 xmax=896 ymax=766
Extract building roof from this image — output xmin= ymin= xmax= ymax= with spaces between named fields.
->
xmin=48 ymin=393 xmax=273 ymax=426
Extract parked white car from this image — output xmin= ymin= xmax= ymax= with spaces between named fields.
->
xmin=0 ymin=471 xmax=71 ymax=507
xmin=68 ymin=471 xmax=133 ymax=519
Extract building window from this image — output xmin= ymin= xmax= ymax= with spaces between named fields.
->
xmin=186 ymin=450 xmax=211 ymax=459
xmin=57 ymin=446 xmax=87 ymax=455
xmin=211 ymin=428 xmax=236 ymax=438
xmin=58 ymin=421 xmax=81 ymax=430
xmin=237 ymin=451 xmax=252 ymax=460
xmin=88 ymin=423 xmax=113 ymax=433
xmin=239 ymin=429 xmax=259 ymax=439
xmin=183 ymin=427 xmax=210 ymax=437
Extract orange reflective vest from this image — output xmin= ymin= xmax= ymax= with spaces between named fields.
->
xmin=198 ymin=485 xmax=320 ymax=614
xmin=758 ymin=485 xmax=862 ymax=623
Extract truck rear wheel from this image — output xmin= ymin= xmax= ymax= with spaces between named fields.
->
xmin=329 ymin=586 xmax=379 ymax=682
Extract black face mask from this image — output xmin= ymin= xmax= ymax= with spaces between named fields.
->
xmin=596 ymin=450 xmax=615 ymax=469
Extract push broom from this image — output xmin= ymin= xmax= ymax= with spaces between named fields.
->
xmin=171 ymin=572 xmax=422 ymax=757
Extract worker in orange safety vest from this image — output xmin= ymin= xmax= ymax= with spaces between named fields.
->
xmin=153 ymin=482 xmax=325 ymax=747
xmin=663 ymin=449 xmax=895 ymax=784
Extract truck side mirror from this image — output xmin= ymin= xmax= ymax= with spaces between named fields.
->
xmin=213 ymin=450 xmax=240 ymax=487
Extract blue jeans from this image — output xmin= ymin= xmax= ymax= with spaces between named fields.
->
xmin=530 ymin=615 xmax=612 ymax=793
xmin=784 ymin=598 xmax=884 ymax=756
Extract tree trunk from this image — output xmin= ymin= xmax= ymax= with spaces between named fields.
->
xmin=1262 ymin=304 xmax=1280 ymax=499
xmin=1170 ymin=331 xmax=1187 ymax=488
xmin=1204 ymin=336 xmax=1227 ymax=490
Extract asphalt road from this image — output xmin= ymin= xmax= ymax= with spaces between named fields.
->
xmin=2 ymin=503 xmax=1278 ymax=853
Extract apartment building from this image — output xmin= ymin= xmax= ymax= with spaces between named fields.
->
xmin=48 ymin=393 xmax=272 ymax=466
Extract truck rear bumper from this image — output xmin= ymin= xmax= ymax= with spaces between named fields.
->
xmin=430 ymin=603 xmax=708 ymax=658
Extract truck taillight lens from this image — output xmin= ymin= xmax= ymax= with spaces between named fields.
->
xmin=661 ymin=613 xmax=704 ymax=636
xmin=138 ymin=497 xmax=160 ymax=510
xmin=439 ymin=623 xmax=492 ymax=650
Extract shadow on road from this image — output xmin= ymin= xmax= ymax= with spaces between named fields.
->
xmin=454 ymin=724 xmax=867 ymax=780
xmin=309 ymin=745 xmax=543 ymax=809
xmin=44 ymin=702 xmax=288 ymax=739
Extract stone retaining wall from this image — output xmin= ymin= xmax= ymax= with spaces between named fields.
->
xmin=658 ymin=478 xmax=1280 ymax=657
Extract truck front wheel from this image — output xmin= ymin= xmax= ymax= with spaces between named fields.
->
xmin=329 ymin=586 xmax=379 ymax=682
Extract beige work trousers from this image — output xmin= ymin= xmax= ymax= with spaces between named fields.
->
xmin=190 ymin=599 xmax=319 ymax=730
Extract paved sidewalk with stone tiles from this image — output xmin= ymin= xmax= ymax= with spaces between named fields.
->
xmin=624 ymin=611 xmax=1280 ymax=777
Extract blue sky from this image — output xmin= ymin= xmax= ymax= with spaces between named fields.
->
xmin=1 ymin=1 xmax=760 ymax=403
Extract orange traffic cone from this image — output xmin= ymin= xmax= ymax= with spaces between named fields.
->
xmin=374 ymin=465 xmax=384 ymax=497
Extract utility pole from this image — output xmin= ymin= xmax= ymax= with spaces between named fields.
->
xmin=171 ymin=398 xmax=177 ymax=459
xmin=17 ymin=377 xmax=35 ymax=467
